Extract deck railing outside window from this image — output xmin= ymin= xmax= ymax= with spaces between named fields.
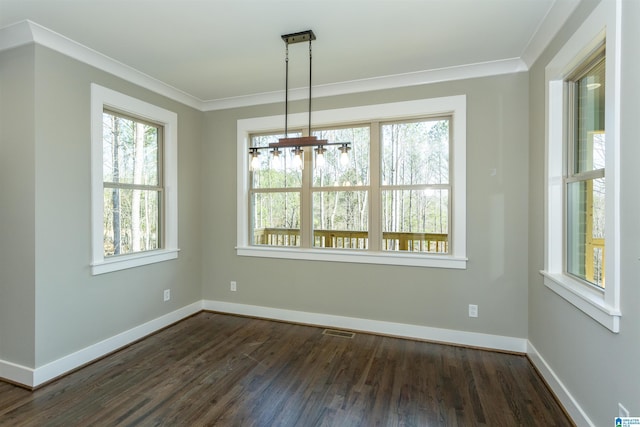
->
xmin=254 ymin=228 xmax=448 ymax=253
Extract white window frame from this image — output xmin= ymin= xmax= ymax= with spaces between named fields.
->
xmin=542 ymin=0 xmax=621 ymax=332
xmin=90 ymin=84 xmax=179 ymax=275
xmin=237 ymin=96 xmax=467 ymax=269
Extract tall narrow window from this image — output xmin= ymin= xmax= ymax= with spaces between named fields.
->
xmin=312 ymin=126 xmax=370 ymax=249
xmin=565 ymin=46 xmax=606 ymax=288
xmin=102 ymin=110 xmax=163 ymax=256
xmin=543 ymin=0 xmax=620 ymax=332
xmin=91 ymin=84 xmax=178 ymax=275
xmin=381 ymin=118 xmax=450 ymax=253
xmin=250 ymin=132 xmax=302 ymax=247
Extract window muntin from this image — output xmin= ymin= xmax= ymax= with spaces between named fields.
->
xmin=249 ymin=117 xmax=451 ymax=254
xmin=102 ymin=110 xmax=163 ymax=257
xmin=565 ymin=49 xmax=605 ymax=288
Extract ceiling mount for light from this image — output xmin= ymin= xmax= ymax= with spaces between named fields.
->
xmin=249 ymin=30 xmax=351 ymax=170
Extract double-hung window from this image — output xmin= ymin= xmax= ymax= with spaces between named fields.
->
xmin=542 ymin=0 xmax=621 ymax=332
xmin=250 ymin=132 xmax=302 ymax=246
xmin=380 ymin=119 xmax=450 ymax=253
xmin=312 ymin=126 xmax=370 ymax=249
xmin=91 ymin=84 xmax=178 ymax=275
xmin=102 ymin=110 xmax=163 ymax=256
xmin=238 ymin=96 xmax=466 ymax=269
xmin=565 ymin=47 xmax=606 ymax=288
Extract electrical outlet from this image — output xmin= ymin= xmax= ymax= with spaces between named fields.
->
xmin=230 ymin=281 xmax=237 ymax=292
xmin=619 ymin=403 xmax=630 ymax=417
xmin=163 ymin=289 xmax=170 ymax=302
xmin=468 ymin=304 xmax=478 ymax=318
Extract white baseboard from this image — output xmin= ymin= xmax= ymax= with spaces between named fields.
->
xmin=0 ymin=359 xmax=34 ymax=388
xmin=0 ymin=301 xmax=203 ymax=388
xmin=527 ymin=341 xmax=593 ymax=427
xmin=203 ymin=300 xmax=528 ymax=353
xmin=0 ymin=300 xmax=538 ymax=393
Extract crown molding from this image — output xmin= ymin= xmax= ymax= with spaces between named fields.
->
xmin=2 ymin=2 xmax=577 ymax=113
xmin=520 ymin=0 xmax=581 ymax=68
xmin=202 ymin=58 xmax=528 ymax=111
xmin=0 ymin=19 xmax=34 ymax=51
xmin=0 ymin=20 xmax=203 ymax=110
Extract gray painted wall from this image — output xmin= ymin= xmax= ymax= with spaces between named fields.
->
xmin=202 ymin=73 xmax=531 ymax=339
xmin=528 ymin=0 xmax=640 ymax=425
xmin=1 ymin=44 xmax=203 ymax=368
xmin=0 ymin=45 xmax=37 ymax=367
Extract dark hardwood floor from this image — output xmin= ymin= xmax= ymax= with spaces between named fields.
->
xmin=0 ymin=312 xmax=573 ymax=426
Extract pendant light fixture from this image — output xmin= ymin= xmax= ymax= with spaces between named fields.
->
xmin=248 ymin=30 xmax=351 ymax=170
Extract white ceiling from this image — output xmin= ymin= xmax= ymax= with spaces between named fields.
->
xmin=0 ymin=0 xmax=579 ymax=106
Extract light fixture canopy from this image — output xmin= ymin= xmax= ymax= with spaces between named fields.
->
xmin=249 ymin=30 xmax=351 ymax=170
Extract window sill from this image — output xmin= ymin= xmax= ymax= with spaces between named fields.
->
xmin=540 ymin=270 xmax=620 ymax=333
xmin=237 ymin=246 xmax=467 ymax=269
xmin=91 ymin=248 xmax=179 ymax=275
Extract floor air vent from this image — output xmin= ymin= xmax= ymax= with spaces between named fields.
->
xmin=322 ymin=329 xmax=356 ymax=339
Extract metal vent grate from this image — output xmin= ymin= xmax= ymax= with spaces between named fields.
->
xmin=322 ymin=329 xmax=356 ymax=339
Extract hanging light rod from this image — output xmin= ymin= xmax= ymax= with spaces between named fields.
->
xmin=248 ymin=29 xmax=351 ymax=170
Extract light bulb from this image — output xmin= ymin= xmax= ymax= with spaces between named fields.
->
xmin=339 ymin=144 xmax=351 ymax=167
xmin=271 ymin=149 xmax=282 ymax=169
xmin=250 ymin=153 xmax=261 ymax=171
xmin=292 ymin=148 xmax=303 ymax=170
xmin=315 ymin=146 xmax=327 ymax=170
xmin=340 ymin=151 xmax=349 ymax=166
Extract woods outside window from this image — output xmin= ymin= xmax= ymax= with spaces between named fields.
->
xmin=238 ymin=96 xmax=467 ymax=269
xmin=102 ymin=110 xmax=163 ymax=257
xmin=91 ymin=84 xmax=178 ymax=275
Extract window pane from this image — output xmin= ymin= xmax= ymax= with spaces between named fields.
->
xmin=567 ymin=178 xmax=605 ymax=288
xmin=103 ymin=112 xmax=159 ymax=186
xmin=103 ymin=188 xmax=161 ymax=256
xmin=251 ymin=192 xmax=300 ymax=246
xmin=312 ymin=127 xmax=370 ymax=187
xmin=251 ymin=134 xmax=302 ymax=189
xmin=313 ymin=191 xmax=368 ymax=249
xmin=573 ymin=58 xmax=605 ymax=173
xmin=382 ymin=189 xmax=448 ymax=253
xmin=381 ymin=119 xmax=449 ymax=186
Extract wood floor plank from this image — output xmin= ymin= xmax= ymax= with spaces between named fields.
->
xmin=0 ymin=312 xmax=574 ymax=426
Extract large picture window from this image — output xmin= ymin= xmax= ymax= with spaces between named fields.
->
xmin=542 ymin=0 xmax=620 ymax=332
xmin=91 ymin=84 xmax=178 ymax=275
xmin=238 ymin=97 xmax=466 ymax=269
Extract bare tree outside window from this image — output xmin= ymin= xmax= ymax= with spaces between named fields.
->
xmin=102 ymin=110 xmax=162 ymax=256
